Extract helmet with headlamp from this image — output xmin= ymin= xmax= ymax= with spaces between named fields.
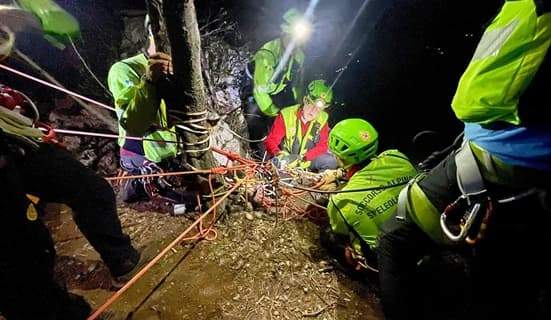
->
xmin=306 ymin=80 xmax=333 ymax=109
xmin=281 ymin=8 xmax=312 ymax=43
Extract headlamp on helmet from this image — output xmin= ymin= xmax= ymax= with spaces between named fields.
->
xmin=291 ymin=18 xmax=312 ymax=43
xmin=281 ymin=8 xmax=312 ymax=43
xmin=306 ymin=80 xmax=333 ymax=107
xmin=314 ymin=99 xmax=326 ymax=109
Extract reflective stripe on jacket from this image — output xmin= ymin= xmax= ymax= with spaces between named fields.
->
xmin=452 ymin=0 xmax=551 ymax=125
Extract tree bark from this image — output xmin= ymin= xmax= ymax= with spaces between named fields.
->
xmin=163 ymin=0 xmax=225 ymax=196
xmin=145 ymin=0 xmax=171 ymax=55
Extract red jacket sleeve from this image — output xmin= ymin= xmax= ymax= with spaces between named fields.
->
xmin=264 ymin=113 xmax=286 ymax=157
xmin=304 ymin=123 xmax=330 ymax=161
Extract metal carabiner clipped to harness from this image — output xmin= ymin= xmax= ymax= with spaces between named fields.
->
xmin=442 ymin=141 xmax=489 ymax=243
xmin=440 ymin=195 xmax=483 ymax=242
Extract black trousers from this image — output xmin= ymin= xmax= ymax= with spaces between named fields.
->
xmin=245 ymin=98 xmax=272 ymax=157
xmin=377 ymin=152 xmax=551 ymax=320
xmin=0 ymin=143 xmax=138 ymax=319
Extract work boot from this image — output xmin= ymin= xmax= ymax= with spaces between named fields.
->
xmin=119 ymin=179 xmax=148 ymax=203
xmin=56 ymin=292 xmax=91 ymax=320
xmin=111 ymin=244 xmax=158 ymax=289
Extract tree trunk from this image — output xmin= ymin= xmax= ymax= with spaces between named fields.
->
xmin=145 ymin=0 xmax=171 ymax=55
xmin=163 ymin=0 xmax=225 ymax=197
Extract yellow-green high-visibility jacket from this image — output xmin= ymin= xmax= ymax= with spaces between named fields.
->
xmin=280 ymin=104 xmax=328 ymax=158
xmin=107 ymin=54 xmax=178 ymax=163
xmin=408 ymin=0 xmax=551 ymax=245
xmin=452 ymin=0 xmax=551 ymax=125
xmin=17 ymin=0 xmax=80 ymax=48
xmin=253 ymin=39 xmax=305 ymax=117
xmin=327 ymin=150 xmax=417 ymax=256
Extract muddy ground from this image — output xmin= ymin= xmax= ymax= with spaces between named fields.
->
xmin=44 ymin=203 xmax=384 ymax=320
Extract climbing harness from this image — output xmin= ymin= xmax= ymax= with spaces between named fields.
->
xmin=440 ymin=141 xmax=489 ymax=242
xmin=397 ymin=141 xmax=542 ymax=245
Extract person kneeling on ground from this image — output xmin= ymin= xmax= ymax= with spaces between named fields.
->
xmin=108 ymin=15 xmax=195 ymax=214
xmin=264 ymin=79 xmax=338 ymax=172
xmin=319 ymin=118 xmax=417 ymax=271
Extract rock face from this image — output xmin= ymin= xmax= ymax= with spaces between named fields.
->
xmin=201 ymin=19 xmax=251 ymax=164
xmin=48 ymin=103 xmax=119 ymax=176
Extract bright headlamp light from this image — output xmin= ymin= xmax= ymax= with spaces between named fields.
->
xmin=314 ymin=99 xmax=327 ymax=109
xmin=291 ymin=19 xmax=312 ymax=43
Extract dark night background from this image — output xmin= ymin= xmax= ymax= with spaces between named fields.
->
xmin=1 ymin=0 xmax=504 ymax=161
xmin=212 ymin=0 xmax=502 ymax=159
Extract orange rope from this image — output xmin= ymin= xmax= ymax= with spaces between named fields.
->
xmin=256 ymin=180 xmax=328 ymax=221
xmin=180 ymin=174 xmax=219 ymax=242
xmin=212 ymin=147 xmax=258 ymax=166
xmin=104 ymin=165 xmax=249 ymax=181
xmin=87 ymin=174 xmax=249 ymax=320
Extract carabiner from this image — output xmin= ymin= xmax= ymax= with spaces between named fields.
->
xmin=440 ymin=202 xmax=481 ymax=242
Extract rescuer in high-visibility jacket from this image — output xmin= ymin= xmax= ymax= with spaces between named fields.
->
xmin=319 ymin=118 xmax=417 ymax=271
xmin=246 ymin=8 xmax=309 ymax=153
xmin=377 ymin=1 xmax=551 ymax=319
xmin=264 ymin=80 xmax=338 ymax=171
xmin=108 ymin=16 xmax=194 ymax=213
xmin=252 ymin=8 xmax=307 ymax=117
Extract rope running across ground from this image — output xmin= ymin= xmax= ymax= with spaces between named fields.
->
xmin=1 ymin=63 xmax=364 ymax=316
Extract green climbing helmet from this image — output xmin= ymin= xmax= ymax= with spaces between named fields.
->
xmin=306 ymin=80 xmax=333 ymax=107
xmin=329 ymin=118 xmax=379 ymax=167
xmin=281 ymin=8 xmax=303 ymax=34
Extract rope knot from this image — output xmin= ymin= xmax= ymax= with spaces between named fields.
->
xmin=210 ymin=167 xmax=229 ymax=175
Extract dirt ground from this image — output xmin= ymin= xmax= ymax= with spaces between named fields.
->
xmin=44 ymin=202 xmax=384 ymax=320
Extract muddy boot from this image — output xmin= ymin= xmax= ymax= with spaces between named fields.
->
xmin=111 ymin=244 xmax=158 ymax=289
xmin=320 ymin=227 xmax=347 ymax=260
xmin=61 ymin=293 xmax=92 ymax=320
xmin=119 ymin=179 xmax=148 ymax=203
